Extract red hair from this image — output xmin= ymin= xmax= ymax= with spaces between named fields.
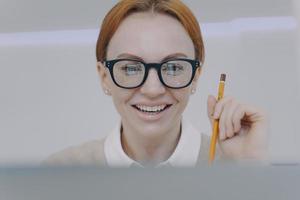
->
xmin=96 ymin=0 xmax=205 ymax=63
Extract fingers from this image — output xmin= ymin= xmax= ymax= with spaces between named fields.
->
xmin=232 ymin=104 xmax=244 ymax=132
xmin=219 ymin=99 xmax=237 ymax=140
xmin=207 ymin=95 xmax=217 ymax=126
xmin=211 ymin=96 xmax=243 ymax=141
xmin=212 ymin=96 xmax=233 ymax=119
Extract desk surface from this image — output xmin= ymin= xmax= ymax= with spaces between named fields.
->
xmin=1 ymin=164 xmax=300 ymax=200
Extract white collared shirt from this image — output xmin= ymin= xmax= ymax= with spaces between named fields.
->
xmin=104 ymin=119 xmax=201 ymax=167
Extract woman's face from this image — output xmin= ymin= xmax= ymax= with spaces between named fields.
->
xmin=98 ymin=12 xmax=200 ymax=138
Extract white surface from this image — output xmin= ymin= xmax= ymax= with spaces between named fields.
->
xmin=0 ymin=0 xmax=299 ymax=165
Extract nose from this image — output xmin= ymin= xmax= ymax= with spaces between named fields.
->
xmin=140 ymin=69 xmax=166 ymax=98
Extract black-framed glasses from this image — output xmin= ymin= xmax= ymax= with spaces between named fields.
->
xmin=104 ymin=58 xmax=201 ymax=89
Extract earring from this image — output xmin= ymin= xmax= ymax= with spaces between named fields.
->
xmin=104 ymin=89 xmax=110 ymax=95
xmin=191 ymin=88 xmax=196 ymax=94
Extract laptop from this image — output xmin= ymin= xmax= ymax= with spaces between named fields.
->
xmin=1 ymin=164 xmax=299 ymax=200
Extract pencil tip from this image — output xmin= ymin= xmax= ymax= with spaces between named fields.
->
xmin=220 ymin=74 xmax=226 ymax=82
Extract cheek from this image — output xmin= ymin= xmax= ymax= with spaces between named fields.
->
xmin=171 ymin=88 xmax=191 ymax=107
xmin=111 ymin=89 xmax=132 ymax=104
xmin=110 ymin=87 xmax=135 ymax=112
xmin=106 ymin=75 xmax=133 ymax=104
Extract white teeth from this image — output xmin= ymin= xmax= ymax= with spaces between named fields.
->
xmin=136 ymin=105 xmax=167 ymax=112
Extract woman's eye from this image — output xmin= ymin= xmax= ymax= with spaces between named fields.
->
xmin=163 ymin=63 xmax=184 ymax=75
xmin=121 ymin=64 xmax=143 ymax=76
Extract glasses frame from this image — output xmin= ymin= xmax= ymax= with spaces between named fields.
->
xmin=104 ymin=58 xmax=201 ymax=89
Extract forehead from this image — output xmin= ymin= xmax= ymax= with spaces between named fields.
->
xmin=106 ymin=12 xmax=195 ymax=62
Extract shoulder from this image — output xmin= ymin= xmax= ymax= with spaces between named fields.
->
xmin=42 ymin=138 xmax=107 ymax=167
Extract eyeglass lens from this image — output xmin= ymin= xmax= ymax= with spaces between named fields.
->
xmin=112 ymin=60 xmax=193 ymax=88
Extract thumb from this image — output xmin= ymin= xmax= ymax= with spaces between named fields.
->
xmin=207 ymin=95 xmax=217 ymax=126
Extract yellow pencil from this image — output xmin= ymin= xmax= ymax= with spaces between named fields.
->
xmin=209 ymin=74 xmax=226 ymax=164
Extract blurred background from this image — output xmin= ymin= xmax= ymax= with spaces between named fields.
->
xmin=0 ymin=0 xmax=299 ymax=166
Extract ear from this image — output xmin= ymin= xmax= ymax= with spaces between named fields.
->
xmin=97 ymin=62 xmax=111 ymax=95
xmin=193 ymin=67 xmax=202 ymax=83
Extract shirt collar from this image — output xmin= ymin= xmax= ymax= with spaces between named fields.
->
xmin=104 ymin=119 xmax=201 ymax=168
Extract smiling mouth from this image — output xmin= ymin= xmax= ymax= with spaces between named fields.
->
xmin=132 ymin=104 xmax=172 ymax=114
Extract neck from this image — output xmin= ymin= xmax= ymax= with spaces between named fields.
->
xmin=121 ymin=120 xmax=182 ymax=166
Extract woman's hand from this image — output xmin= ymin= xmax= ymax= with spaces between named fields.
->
xmin=207 ymin=95 xmax=269 ymax=161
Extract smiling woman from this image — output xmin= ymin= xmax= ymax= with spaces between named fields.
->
xmin=43 ymin=0 xmax=269 ymax=167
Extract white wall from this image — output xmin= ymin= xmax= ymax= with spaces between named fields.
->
xmin=0 ymin=0 xmax=299 ymax=165
xmin=293 ymin=0 xmax=300 ymax=162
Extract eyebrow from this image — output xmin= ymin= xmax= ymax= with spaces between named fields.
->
xmin=116 ymin=53 xmax=188 ymax=62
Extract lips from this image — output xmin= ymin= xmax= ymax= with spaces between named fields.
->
xmin=132 ymin=104 xmax=172 ymax=114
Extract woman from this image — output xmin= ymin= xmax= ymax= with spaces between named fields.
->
xmin=44 ymin=0 xmax=268 ymax=167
